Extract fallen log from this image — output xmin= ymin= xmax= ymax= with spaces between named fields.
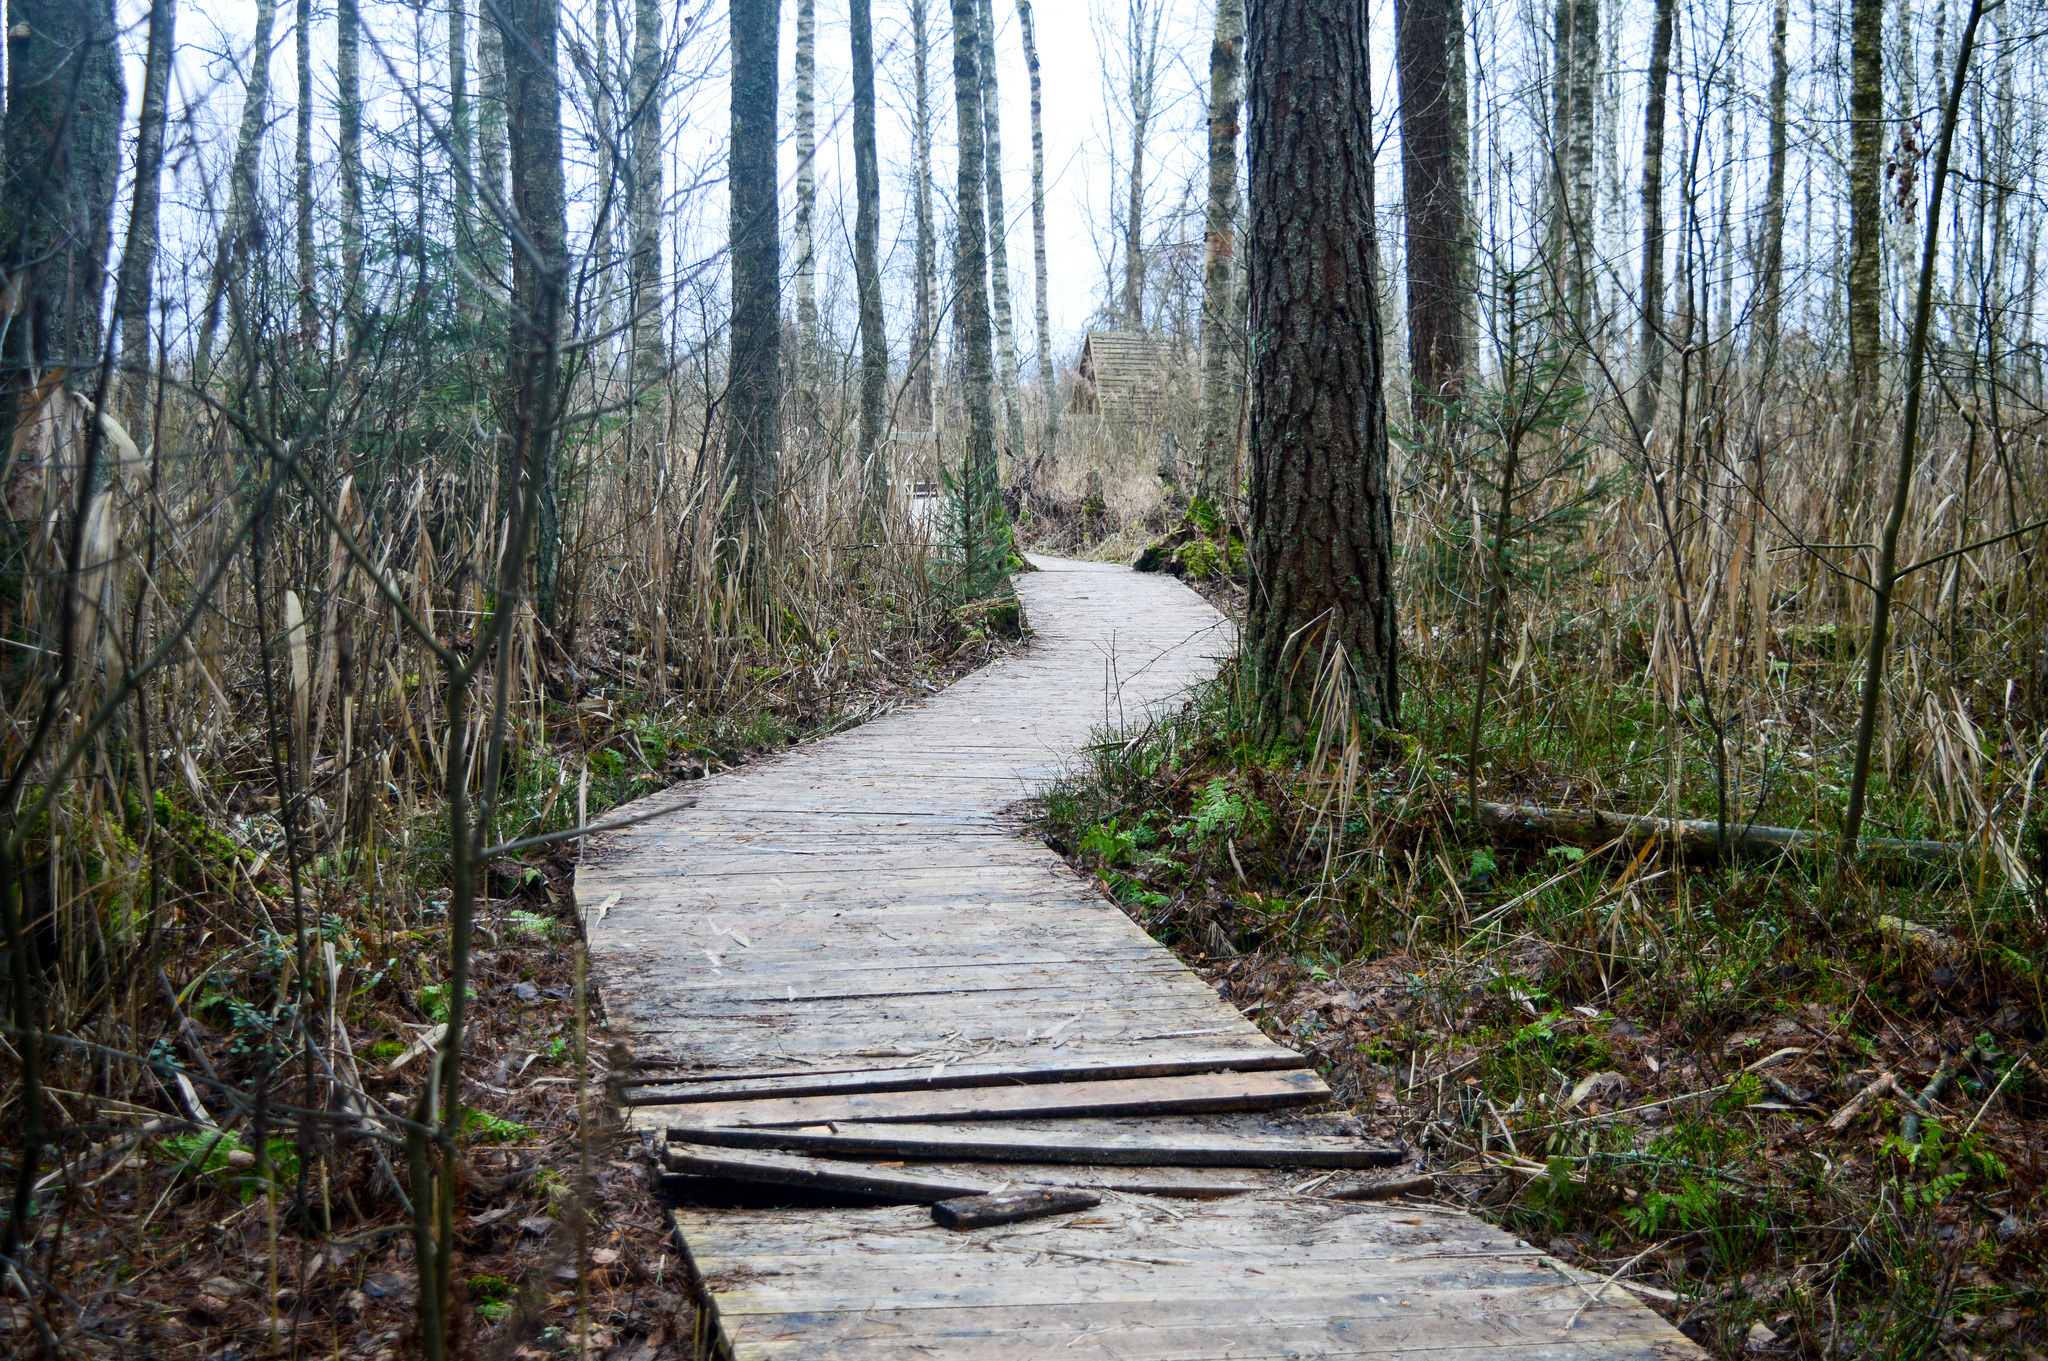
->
xmin=1475 ymin=802 xmax=1959 ymax=872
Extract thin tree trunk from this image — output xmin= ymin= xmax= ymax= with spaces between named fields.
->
xmin=977 ymin=0 xmax=1026 ymax=467
xmin=1194 ymin=0 xmax=1245 ymax=507
xmin=1017 ymin=0 xmax=1057 ymax=464
xmin=911 ymin=0 xmax=937 ymax=426
xmin=1754 ymin=0 xmax=1790 ymax=359
xmin=726 ymin=0 xmax=783 ymax=552
xmin=449 ymin=0 xmax=472 ymax=317
xmin=296 ymin=0 xmax=318 ymax=351
xmin=1549 ymin=0 xmax=1598 ymax=354
xmin=852 ymin=0 xmax=889 ymax=514
xmin=794 ymin=0 xmax=817 ymax=405
xmin=1847 ymin=0 xmax=1885 ymax=481
xmin=629 ymin=0 xmax=663 ymax=392
xmin=951 ymin=0 xmax=1000 ymax=490
xmin=1395 ymin=0 xmax=1468 ymax=420
xmin=339 ymin=0 xmax=364 ymax=326
xmin=116 ymin=0 xmax=177 ymax=431
xmin=1243 ymin=0 xmax=1397 ymax=733
xmin=1634 ymin=0 xmax=1675 ymax=432
xmin=1121 ymin=0 xmax=1160 ymax=329
xmin=198 ymin=0 xmax=279 ymax=376
xmin=500 ymin=0 xmax=567 ymax=620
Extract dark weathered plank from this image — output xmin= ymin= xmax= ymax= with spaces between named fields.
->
xmin=930 ymin=1186 xmax=1101 ymax=1229
xmin=664 ymin=1120 xmax=1406 ymax=1169
xmin=660 ymin=1145 xmax=999 ymax=1201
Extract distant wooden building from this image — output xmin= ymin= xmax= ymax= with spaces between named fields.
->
xmin=1069 ymin=330 xmax=1174 ymax=426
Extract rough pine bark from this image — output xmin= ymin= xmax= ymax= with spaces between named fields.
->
xmin=116 ymin=0 xmax=177 ymax=430
xmin=628 ymin=0 xmax=663 ymax=390
xmin=911 ymin=0 xmax=937 ymax=426
xmin=1634 ymin=0 xmax=1675 ymax=432
xmin=726 ymin=0 xmax=783 ymax=548
xmin=499 ymin=0 xmax=567 ymax=617
xmin=794 ymin=0 xmax=817 ymax=394
xmin=977 ymin=0 xmax=1026 ymax=466
xmin=1395 ymin=0 xmax=1468 ymax=418
xmin=1193 ymin=0 xmax=1244 ymax=508
xmin=1018 ymin=0 xmax=1057 ymax=461
xmin=1242 ymin=0 xmax=1397 ymax=733
xmin=1755 ymin=0 xmax=1790 ymax=358
xmin=0 ymin=3 xmax=124 ymax=452
xmin=1549 ymin=0 xmax=1598 ymax=351
xmin=1847 ymin=0 xmax=1885 ymax=475
xmin=852 ymin=0 xmax=889 ymax=512
xmin=339 ymin=0 xmax=364 ymax=323
xmin=951 ymin=0 xmax=1000 ymax=487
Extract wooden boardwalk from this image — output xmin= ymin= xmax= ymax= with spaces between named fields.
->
xmin=581 ymin=557 xmax=1699 ymax=1359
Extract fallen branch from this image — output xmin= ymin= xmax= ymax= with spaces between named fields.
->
xmin=1476 ymin=802 xmax=1958 ymax=872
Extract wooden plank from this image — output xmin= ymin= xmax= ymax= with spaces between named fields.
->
xmin=660 ymin=1145 xmax=999 ymax=1201
xmin=666 ymin=1069 xmax=1330 ymax=1129
xmin=931 ymin=1186 xmax=1101 ymax=1229
xmin=620 ymin=1047 xmax=1304 ymax=1103
xmin=664 ymin=1121 xmax=1404 ymax=1168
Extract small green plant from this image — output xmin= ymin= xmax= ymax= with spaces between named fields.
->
xmin=1078 ymin=819 xmax=1140 ymax=865
xmin=462 ymin=1109 xmax=531 ymax=1144
xmin=469 ymin=1275 xmax=513 ymax=1321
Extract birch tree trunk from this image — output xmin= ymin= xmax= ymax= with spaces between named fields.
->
xmin=198 ymin=0 xmax=279 ymax=376
xmin=1395 ymin=0 xmax=1468 ymax=421
xmin=1194 ymin=0 xmax=1245 ymax=507
xmin=1634 ymin=0 xmax=1676 ymax=432
xmin=911 ymin=0 xmax=937 ymax=426
xmin=1243 ymin=0 xmax=1397 ymax=733
xmin=1754 ymin=0 xmax=1790 ymax=359
xmin=1549 ymin=0 xmax=1598 ymax=355
xmin=852 ymin=0 xmax=889 ymax=513
xmin=501 ymin=0 xmax=568 ymax=618
xmin=116 ymin=0 xmax=177 ymax=430
xmin=628 ymin=0 xmax=663 ymax=392
xmin=977 ymin=0 xmax=1027 ymax=466
xmin=726 ymin=0 xmax=783 ymax=552
xmin=951 ymin=0 xmax=1000 ymax=488
xmin=1847 ymin=0 xmax=1886 ymax=482
xmin=449 ymin=0 xmax=473 ymax=317
xmin=1017 ymin=0 xmax=1057 ymax=463
xmin=1121 ymin=0 xmax=1162 ymax=329
xmin=477 ymin=5 xmax=508 ymax=306
xmin=296 ymin=0 xmax=318 ymax=351
xmin=794 ymin=0 xmax=817 ymax=406
xmin=339 ymin=0 xmax=364 ymax=326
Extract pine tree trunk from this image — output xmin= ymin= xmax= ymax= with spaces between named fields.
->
xmin=1847 ymin=0 xmax=1885 ymax=479
xmin=1634 ymin=0 xmax=1675 ymax=432
xmin=295 ymin=0 xmax=317 ymax=351
xmin=1017 ymin=0 xmax=1057 ymax=464
xmin=852 ymin=0 xmax=889 ymax=514
xmin=339 ymin=0 xmax=364 ymax=325
xmin=1243 ymin=0 xmax=1397 ymax=734
xmin=1194 ymin=0 xmax=1245 ymax=507
xmin=1755 ymin=0 xmax=1790 ymax=358
xmin=911 ymin=0 xmax=937 ymax=427
xmin=726 ymin=0 xmax=783 ymax=551
xmin=1395 ymin=0 xmax=1468 ymax=420
xmin=500 ymin=0 xmax=567 ymax=619
xmin=0 ymin=1 xmax=125 ymax=452
xmin=951 ymin=0 xmax=1000 ymax=488
xmin=977 ymin=0 xmax=1027 ymax=468
xmin=116 ymin=0 xmax=177 ymax=431
xmin=449 ymin=0 xmax=473 ymax=318
xmin=628 ymin=0 xmax=663 ymax=393
xmin=1549 ymin=0 xmax=1598 ymax=353
xmin=794 ymin=0 xmax=817 ymax=408
xmin=198 ymin=0 xmax=279 ymax=376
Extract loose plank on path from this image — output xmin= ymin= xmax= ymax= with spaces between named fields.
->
xmin=589 ymin=558 xmax=1699 ymax=1359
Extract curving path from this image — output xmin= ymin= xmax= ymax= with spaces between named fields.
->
xmin=580 ymin=557 xmax=1700 ymax=1360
